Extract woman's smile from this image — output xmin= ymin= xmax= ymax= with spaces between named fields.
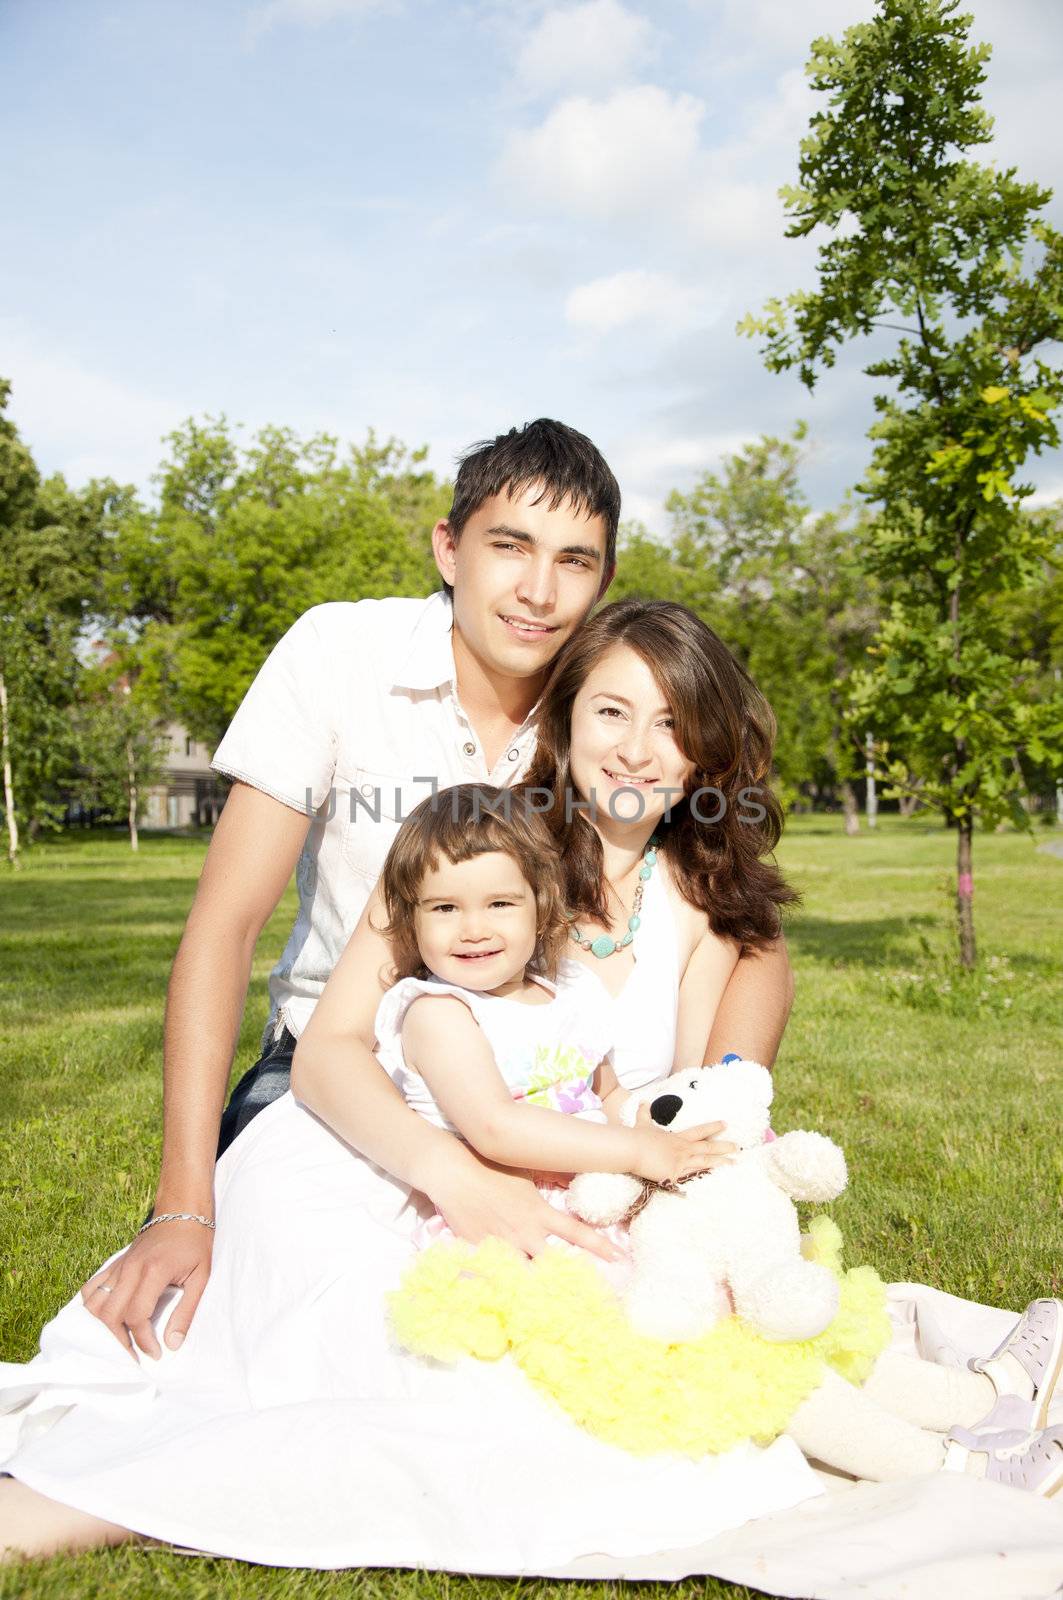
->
xmin=601 ymin=766 xmax=659 ymax=788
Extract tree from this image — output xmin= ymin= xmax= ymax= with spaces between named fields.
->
xmin=990 ymin=508 xmax=1063 ymax=817
xmin=72 ymin=657 xmax=170 ymax=850
xmin=742 ymin=0 xmax=1063 ymax=965
xmin=0 ymin=380 xmax=40 ymax=864
xmin=107 ymin=419 xmax=448 ymax=749
xmin=637 ymin=429 xmax=879 ymax=819
xmin=0 ymin=381 xmax=110 ymax=863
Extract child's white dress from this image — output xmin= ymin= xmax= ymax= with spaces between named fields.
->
xmin=375 ymin=967 xmax=612 ymax=1127
xmin=0 ymin=868 xmax=821 ymax=1569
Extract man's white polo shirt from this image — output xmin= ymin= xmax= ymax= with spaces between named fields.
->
xmin=212 ymin=591 xmax=539 ymax=1042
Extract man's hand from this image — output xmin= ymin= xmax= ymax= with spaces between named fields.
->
xmin=430 ymin=1158 xmax=623 ymax=1262
xmin=81 ymin=1221 xmax=213 ymax=1359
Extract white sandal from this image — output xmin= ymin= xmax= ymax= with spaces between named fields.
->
xmin=945 ymin=1424 xmax=1063 ymax=1497
xmin=969 ymin=1298 xmax=1063 ymax=1429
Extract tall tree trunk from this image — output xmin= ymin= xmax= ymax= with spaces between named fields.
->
xmin=127 ymin=738 xmax=139 ymax=852
xmin=840 ymin=779 xmax=860 ymax=836
xmin=0 ymin=671 xmax=19 ymax=868
xmin=956 ymin=816 xmax=976 ymax=970
xmin=898 ymin=789 xmax=921 ymax=818
xmin=864 ymin=730 xmax=877 ymax=829
xmin=1010 ymin=752 xmax=1031 ymax=814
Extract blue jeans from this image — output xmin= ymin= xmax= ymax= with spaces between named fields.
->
xmin=216 ymin=1026 xmax=297 ymax=1157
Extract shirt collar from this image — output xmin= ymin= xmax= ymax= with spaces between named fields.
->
xmin=392 ymin=589 xmax=458 ymax=692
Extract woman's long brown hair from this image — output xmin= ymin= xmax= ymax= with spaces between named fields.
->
xmin=522 ymin=599 xmax=798 ymax=949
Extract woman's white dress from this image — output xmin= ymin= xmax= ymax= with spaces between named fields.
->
xmin=0 ymin=871 xmax=822 ymax=1569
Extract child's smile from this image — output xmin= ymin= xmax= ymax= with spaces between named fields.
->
xmin=414 ymin=850 xmax=540 ymax=997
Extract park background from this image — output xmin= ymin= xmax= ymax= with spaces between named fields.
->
xmin=2 ymin=0 xmax=1063 ymax=1595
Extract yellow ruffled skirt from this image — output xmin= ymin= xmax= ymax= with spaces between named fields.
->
xmin=389 ymin=1215 xmax=891 ymax=1457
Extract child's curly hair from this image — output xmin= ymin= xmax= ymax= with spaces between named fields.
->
xmin=380 ymin=783 xmax=570 ymax=983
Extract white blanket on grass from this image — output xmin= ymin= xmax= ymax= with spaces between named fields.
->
xmin=548 ymin=1284 xmax=1063 ymax=1599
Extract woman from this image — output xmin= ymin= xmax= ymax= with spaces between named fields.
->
xmin=0 ymin=602 xmax=864 ymax=1563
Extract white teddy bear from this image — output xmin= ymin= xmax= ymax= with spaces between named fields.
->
xmin=568 ymin=1059 xmax=849 ymax=1344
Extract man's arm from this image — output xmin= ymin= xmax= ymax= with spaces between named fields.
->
xmin=82 ymin=782 xmax=311 ymax=1357
xmin=702 ymin=933 xmax=795 ymax=1068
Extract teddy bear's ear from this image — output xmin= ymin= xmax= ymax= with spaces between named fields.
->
xmin=619 ymin=1084 xmax=657 ymax=1127
xmin=723 ymin=1058 xmax=773 ymax=1107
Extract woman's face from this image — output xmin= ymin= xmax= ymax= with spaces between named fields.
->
xmin=568 ymin=644 xmax=696 ymax=827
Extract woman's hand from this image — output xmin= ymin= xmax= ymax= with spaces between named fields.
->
xmin=629 ymin=1107 xmax=734 ymax=1186
xmin=81 ymin=1221 xmax=214 ymax=1360
xmin=427 ymin=1155 xmax=623 ymax=1262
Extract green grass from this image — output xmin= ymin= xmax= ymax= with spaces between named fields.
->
xmin=1 ymin=818 xmax=1061 ymax=1599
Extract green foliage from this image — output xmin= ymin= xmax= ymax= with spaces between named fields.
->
xmin=743 ymin=0 xmax=1063 ymax=957
xmin=106 ymin=419 xmax=449 ymax=747
xmin=71 ymin=659 xmax=170 ymax=837
xmin=0 ymin=381 xmax=115 ymax=849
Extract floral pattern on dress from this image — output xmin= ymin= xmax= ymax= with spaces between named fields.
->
xmin=511 ymin=1042 xmax=604 ymax=1120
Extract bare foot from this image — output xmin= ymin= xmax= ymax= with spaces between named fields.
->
xmin=0 ymin=1477 xmax=134 ymax=1561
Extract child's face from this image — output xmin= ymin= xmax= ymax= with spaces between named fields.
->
xmin=569 ymin=643 xmax=696 ymax=826
xmin=413 ymin=850 xmax=540 ymax=993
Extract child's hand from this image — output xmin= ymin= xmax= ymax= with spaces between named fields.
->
xmin=629 ymin=1105 xmax=735 ymax=1186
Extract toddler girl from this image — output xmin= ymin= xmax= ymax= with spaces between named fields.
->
xmin=372 ymin=782 xmax=729 ymax=1207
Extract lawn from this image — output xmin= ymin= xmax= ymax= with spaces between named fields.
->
xmin=1 ymin=815 xmax=1061 ymax=1599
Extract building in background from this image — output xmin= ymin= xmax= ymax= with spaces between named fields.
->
xmin=142 ymin=724 xmax=226 ymax=829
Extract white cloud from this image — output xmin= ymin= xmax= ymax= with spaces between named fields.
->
xmin=497 ymin=58 xmax=825 ymax=257
xmin=515 ymin=0 xmax=655 ymax=96
xmin=715 ymin=0 xmax=876 ymax=59
xmin=684 ymin=179 xmax=783 ymax=250
xmin=1027 ymin=481 xmax=1063 ymax=510
xmin=499 ymin=84 xmax=705 ymax=219
xmin=619 ymin=431 xmax=754 ymax=483
xmin=609 ymin=431 xmax=757 ymax=534
xmin=2 ymin=325 xmax=180 ymax=492
xmin=565 ymin=269 xmax=711 ymax=333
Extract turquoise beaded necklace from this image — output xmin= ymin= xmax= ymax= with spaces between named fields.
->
xmin=569 ymin=836 xmax=660 ymax=959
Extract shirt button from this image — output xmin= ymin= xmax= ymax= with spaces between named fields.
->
xmin=360 ymin=783 xmax=373 ymax=797
xmin=507 ymin=749 xmax=519 ymax=761
xmin=463 ymin=742 xmax=476 ymax=756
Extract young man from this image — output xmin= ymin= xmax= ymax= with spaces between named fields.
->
xmin=82 ymin=419 xmax=793 ymax=1357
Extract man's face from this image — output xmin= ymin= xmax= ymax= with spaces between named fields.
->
xmin=433 ymin=483 xmax=612 ymax=683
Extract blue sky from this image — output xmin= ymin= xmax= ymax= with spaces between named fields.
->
xmin=3 ymin=0 xmax=1062 ymax=531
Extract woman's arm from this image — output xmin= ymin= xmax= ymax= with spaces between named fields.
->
xmin=402 ymin=997 xmax=728 ymax=1186
xmin=291 ymin=885 xmax=449 ymax=1187
xmin=673 ymin=928 xmax=742 ymax=1069
xmin=594 ymin=1060 xmax=626 ymax=1123
xmin=291 ymin=888 xmax=621 ymax=1259
xmin=703 ymin=933 xmax=795 ymax=1068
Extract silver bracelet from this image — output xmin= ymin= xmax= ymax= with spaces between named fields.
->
xmin=138 ymin=1212 xmax=216 ymax=1236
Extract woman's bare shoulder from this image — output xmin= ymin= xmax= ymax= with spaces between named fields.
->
xmin=658 ymin=856 xmax=712 ymax=967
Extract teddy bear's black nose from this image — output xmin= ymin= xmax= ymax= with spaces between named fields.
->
xmin=650 ymin=1093 xmax=682 ymax=1126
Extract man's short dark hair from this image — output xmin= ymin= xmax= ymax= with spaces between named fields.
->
xmin=445 ymin=418 xmax=620 ymax=579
